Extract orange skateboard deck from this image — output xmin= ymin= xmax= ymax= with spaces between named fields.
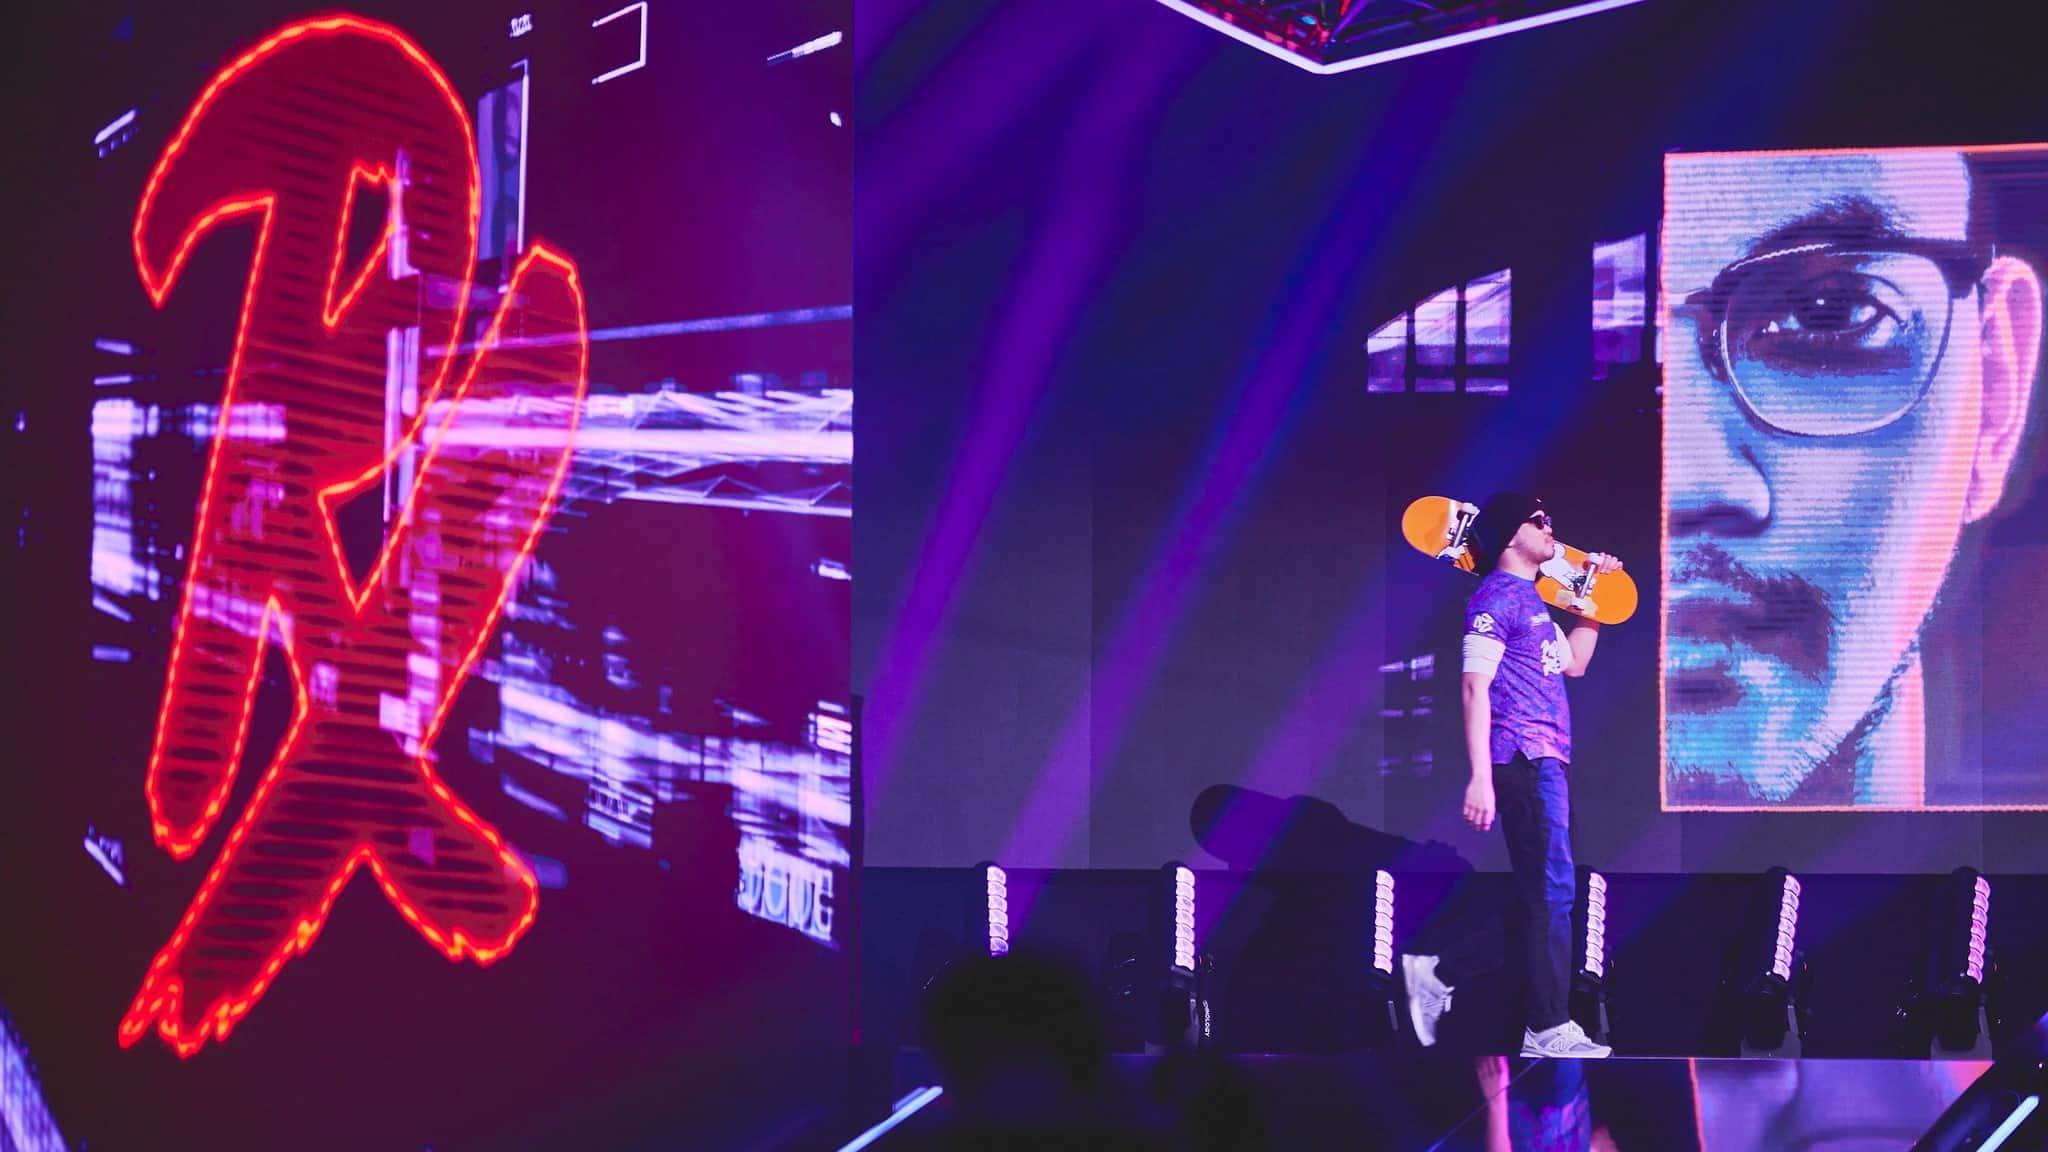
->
xmin=1400 ymin=495 xmax=1637 ymax=625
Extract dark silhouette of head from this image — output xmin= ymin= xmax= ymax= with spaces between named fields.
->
xmin=918 ymin=948 xmax=1112 ymax=1129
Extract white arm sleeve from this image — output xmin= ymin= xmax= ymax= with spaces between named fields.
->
xmin=1462 ymin=633 xmax=1505 ymax=676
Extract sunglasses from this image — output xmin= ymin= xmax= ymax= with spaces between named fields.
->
xmin=1525 ymin=511 xmax=1552 ymax=530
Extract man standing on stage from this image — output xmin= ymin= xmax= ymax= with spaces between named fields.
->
xmin=1404 ymin=492 xmax=1620 ymax=1059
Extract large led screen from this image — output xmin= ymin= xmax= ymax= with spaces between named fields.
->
xmin=0 ymin=2 xmax=852 ymax=1148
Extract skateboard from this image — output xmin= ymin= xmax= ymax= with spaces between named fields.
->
xmin=1399 ymin=496 xmax=1638 ymax=625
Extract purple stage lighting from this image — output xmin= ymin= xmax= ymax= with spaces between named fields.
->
xmin=1582 ymin=871 xmax=1608 ymax=981
xmin=984 ymin=863 xmax=1010 ymax=957
xmin=1173 ymin=864 xmax=1197 ymax=973
xmin=1771 ymin=872 xmax=1801 ymax=982
xmin=1371 ymin=869 xmax=1394 ymax=976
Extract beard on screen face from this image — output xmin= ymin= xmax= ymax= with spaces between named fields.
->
xmin=1664 ymin=542 xmax=1878 ymax=804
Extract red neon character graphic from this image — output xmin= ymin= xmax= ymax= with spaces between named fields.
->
xmin=118 ymin=16 xmax=590 ymax=1056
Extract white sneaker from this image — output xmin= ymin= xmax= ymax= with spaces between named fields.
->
xmin=1401 ymin=954 xmax=1454 ymax=1047
xmin=1521 ymin=1020 xmax=1611 ymax=1059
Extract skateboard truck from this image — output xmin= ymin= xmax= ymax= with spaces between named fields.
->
xmin=1539 ymin=545 xmax=1601 ymax=616
xmin=1437 ymin=501 xmax=1481 ymax=564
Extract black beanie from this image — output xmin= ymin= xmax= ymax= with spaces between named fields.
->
xmin=1471 ymin=492 xmax=1545 ymax=566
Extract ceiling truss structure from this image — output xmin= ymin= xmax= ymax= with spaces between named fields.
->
xmin=1153 ymin=0 xmax=1650 ymax=74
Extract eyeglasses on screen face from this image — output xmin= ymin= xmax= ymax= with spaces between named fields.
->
xmin=1674 ymin=240 xmax=1993 ymax=437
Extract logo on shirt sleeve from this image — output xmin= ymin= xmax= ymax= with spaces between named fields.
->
xmin=1471 ymin=612 xmax=1496 ymax=635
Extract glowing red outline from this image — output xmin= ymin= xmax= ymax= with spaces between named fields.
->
xmin=121 ymin=248 xmax=586 ymax=1056
xmin=138 ymin=15 xmax=482 ymax=858
xmin=323 ymin=163 xmax=397 ymax=330
xmin=121 ymin=14 xmax=590 ymax=1056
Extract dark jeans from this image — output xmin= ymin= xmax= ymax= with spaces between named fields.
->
xmin=1495 ymin=753 xmax=1574 ymax=1032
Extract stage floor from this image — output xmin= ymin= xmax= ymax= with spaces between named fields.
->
xmin=874 ymin=1047 xmax=1998 ymax=1151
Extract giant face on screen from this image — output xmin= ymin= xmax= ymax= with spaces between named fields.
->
xmin=1663 ymin=145 xmax=2046 ymax=809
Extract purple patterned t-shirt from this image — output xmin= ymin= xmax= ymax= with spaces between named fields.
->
xmin=1464 ymin=570 xmax=1572 ymax=765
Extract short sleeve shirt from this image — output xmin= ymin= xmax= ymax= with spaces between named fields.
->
xmin=1464 ymin=571 xmax=1572 ymax=765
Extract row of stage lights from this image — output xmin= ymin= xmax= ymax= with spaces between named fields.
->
xmin=1742 ymin=867 xmax=1997 ymax=1059
xmin=970 ymin=861 xmax=2002 ymax=1058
